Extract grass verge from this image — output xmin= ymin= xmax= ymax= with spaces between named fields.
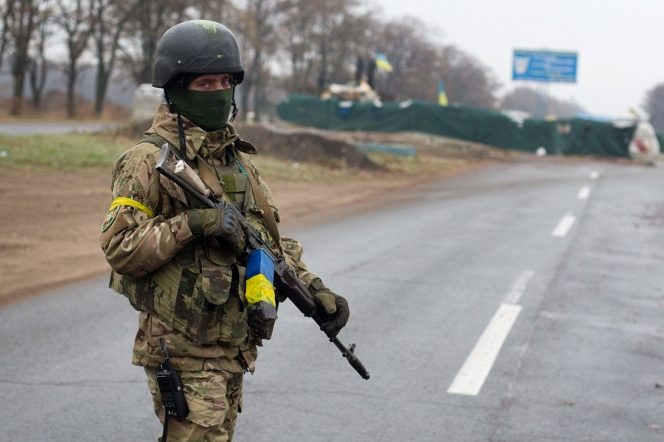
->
xmin=0 ymin=132 xmax=460 ymax=180
xmin=0 ymin=133 xmax=132 ymax=170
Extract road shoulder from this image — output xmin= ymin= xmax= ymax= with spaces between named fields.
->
xmin=0 ymin=160 xmax=487 ymax=305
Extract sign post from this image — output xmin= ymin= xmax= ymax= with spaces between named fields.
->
xmin=512 ymin=49 xmax=578 ymax=118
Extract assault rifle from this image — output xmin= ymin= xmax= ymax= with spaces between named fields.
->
xmin=156 ymin=143 xmax=370 ymax=380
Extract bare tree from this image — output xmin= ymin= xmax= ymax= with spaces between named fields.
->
xmin=236 ymin=0 xmax=288 ymax=121
xmin=310 ymin=0 xmax=364 ymax=93
xmin=643 ymin=84 xmax=664 ymax=132
xmin=324 ymin=6 xmax=374 ymax=87
xmin=8 ymin=0 xmax=38 ymax=115
xmin=501 ymin=86 xmax=584 ymax=118
xmin=120 ymin=0 xmax=189 ymax=84
xmin=0 ymin=0 xmax=16 ymax=73
xmin=278 ymin=0 xmax=368 ymax=94
xmin=91 ymin=0 xmax=137 ymax=116
xmin=279 ymin=0 xmax=315 ymax=92
xmin=28 ymin=4 xmax=53 ymax=109
xmin=55 ymin=0 xmax=95 ymax=118
xmin=365 ymin=16 xmax=447 ymax=101
xmin=196 ymin=0 xmax=234 ymax=22
xmin=442 ymin=47 xmax=499 ymax=109
xmin=363 ymin=15 xmax=499 ymax=107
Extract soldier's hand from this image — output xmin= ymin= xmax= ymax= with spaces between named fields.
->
xmin=309 ymin=278 xmax=350 ymax=337
xmin=188 ymin=205 xmax=246 ymax=254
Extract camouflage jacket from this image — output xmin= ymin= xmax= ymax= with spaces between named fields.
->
xmin=101 ymin=104 xmax=316 ymax=373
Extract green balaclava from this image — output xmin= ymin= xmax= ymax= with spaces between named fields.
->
xmin=166 ymin=82 xmax=233 ymax=132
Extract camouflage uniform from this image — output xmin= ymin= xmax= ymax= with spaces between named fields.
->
xmin=100 ymin=104 xmax=316 ymax=441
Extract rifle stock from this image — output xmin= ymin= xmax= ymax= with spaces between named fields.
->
xmin=156 ymin=143 xmax=370 ymax=380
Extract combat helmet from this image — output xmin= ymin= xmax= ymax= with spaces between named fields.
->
xmin=152 ymin=20 xmax=244 ymax=88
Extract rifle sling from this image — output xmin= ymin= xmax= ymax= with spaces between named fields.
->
xmin=194 ymin=144 xmax=281 ymax=251
xmin=233 ymin=146 xmax=282 ymax=251
xmin=143 ymin=133 xmax=281 ymax=251
xmin=194 ymin=156 xmax=225 ymax=198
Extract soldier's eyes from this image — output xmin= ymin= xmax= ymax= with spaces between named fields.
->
xmin=191 ymin=78 xmax=231 ymax=90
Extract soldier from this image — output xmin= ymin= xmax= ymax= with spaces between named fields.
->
xmin=100 ymin=20 xmax=350 ymax=441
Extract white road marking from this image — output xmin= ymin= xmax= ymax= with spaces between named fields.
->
xmin=589 ymin=171 xmax=600 ymax=180
xmin=552 ymin=214 xmax=575 ymax=238
xmin=504 ymin=270 xmax=535 ymax=305
xmin=577 ymin=186 xmax=591 ymax=200
xmin=447 ymin=303 xmax=522 ymax=396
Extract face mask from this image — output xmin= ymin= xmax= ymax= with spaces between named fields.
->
xmin=166 ymin=86 xmax=233 ymax=132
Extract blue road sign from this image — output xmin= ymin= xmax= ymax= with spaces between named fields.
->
xmin=512 ymin=49 xmax=578 ymax=83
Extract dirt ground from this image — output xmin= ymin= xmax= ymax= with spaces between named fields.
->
xmin=0 ymin=159 xmax=484 ymax=305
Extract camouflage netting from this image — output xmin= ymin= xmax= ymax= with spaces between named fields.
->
xmin=657 ymin=132 xmax=664 ymax=149
xmin=277 ymin=94 xmax=638 ymax=158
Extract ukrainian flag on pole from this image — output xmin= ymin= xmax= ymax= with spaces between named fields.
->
xmin=438 ymin=80 xmax=448 ymax=106
xmin=375 ymin=53 xmax=393 ymax=73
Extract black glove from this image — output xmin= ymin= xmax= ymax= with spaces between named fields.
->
xmin=309 ymin=278 xmax=350 ymax=337
xmin=188 ymin=204 xmax=246 ymax=254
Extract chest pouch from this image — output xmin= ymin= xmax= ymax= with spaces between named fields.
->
xmin=220 ymin=172 xmax=249 ymax=210
xmin=140 ymin=240 xmax=249 ymax=345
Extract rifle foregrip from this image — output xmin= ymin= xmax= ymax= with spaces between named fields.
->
xmin=274 ymin=263 xmax=317 ymax=316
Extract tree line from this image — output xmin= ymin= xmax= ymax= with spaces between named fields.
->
xmin=643 ymin=84 xmax=664 ymax=132
xmin=500 ymin=87 xmax=585 ymax=119
xmin=503 ymin=85 xmax=664 ymax=128
xmin=0 ymin=0 xmax=501 ymax=119
xmin=3 ymin=0 xmax=662 ymax=127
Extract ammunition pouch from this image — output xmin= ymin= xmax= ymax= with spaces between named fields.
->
xmin=110 ymin=240 xmax=250 ymax=345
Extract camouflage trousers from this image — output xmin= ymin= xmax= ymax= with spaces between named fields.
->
xmin=145 ymin=367 xmax=243 ymax=442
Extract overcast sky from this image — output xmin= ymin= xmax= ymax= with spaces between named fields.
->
xmin=375 ymin=0 xmax=663 ymax=117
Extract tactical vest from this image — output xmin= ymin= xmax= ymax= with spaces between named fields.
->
xmin=110 ymin=135 xmax=277 ymax=345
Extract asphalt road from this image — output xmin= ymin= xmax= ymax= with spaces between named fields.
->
xmin=1 ymin=157 xmax=663 ymax=441
xmin=0 ymin=121 xmax=119 ymax=135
